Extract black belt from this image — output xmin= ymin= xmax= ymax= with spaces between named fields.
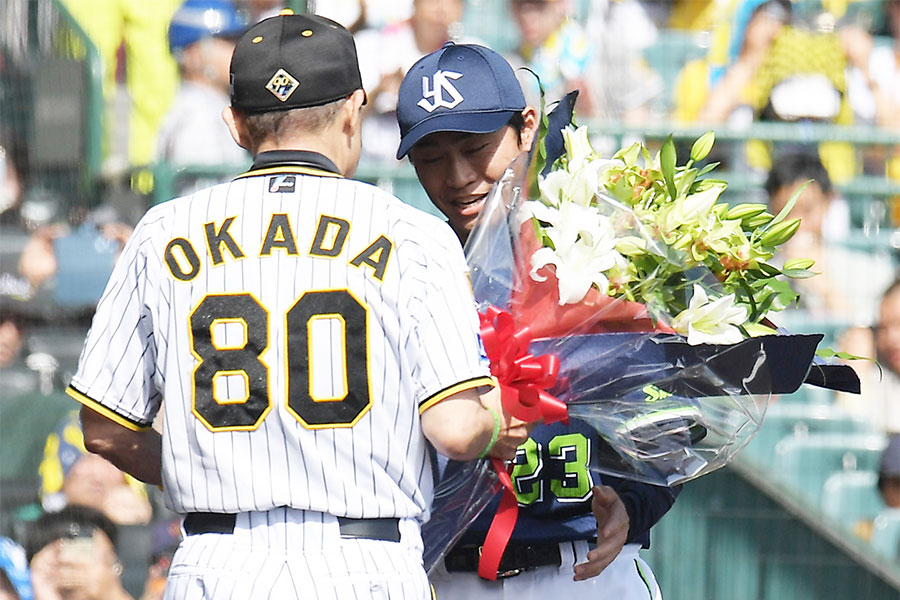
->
xmin=182 ymin=513 xmax=401 ymax=542
xmin=444 ymin=542 xmax=562 ymax=578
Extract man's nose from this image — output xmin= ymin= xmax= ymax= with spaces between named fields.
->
xmin=446 ymin=154 xmax=476 ymax=189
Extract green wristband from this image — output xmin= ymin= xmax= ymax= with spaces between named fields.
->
xmin=477 ymin=406 xmax=502 ymax=459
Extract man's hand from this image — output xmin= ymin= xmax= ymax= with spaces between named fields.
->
xmin=480 ymin=387 xmax=537 ymax=461
xmin=573 ymin=485 xmax=630 ymax=581
xmin=485 ymin=409 xmax=534 ymax=461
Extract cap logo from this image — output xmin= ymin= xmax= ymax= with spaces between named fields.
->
xmin=266 ymin=68 xmax=300 ymax=103
xmin=417 ymin=70 xmax=463 ymax=112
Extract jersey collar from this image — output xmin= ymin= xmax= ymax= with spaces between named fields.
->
xmin=234 ymin=150 xmax=343 ymax=180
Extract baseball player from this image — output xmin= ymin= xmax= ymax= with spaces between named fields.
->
xmin=66 ymin=13 xmax=531 ymax=600
xmin=396 ymin=42 xmax=679 ymax=598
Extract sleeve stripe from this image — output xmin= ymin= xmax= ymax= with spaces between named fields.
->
xmin=418 ymin=376 xmax=496 ymax=414
xmin=65 ymin=386 xmax=151 ymax=432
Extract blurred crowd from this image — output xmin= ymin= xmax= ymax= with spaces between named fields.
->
xmin=1 ymin=0 xmax=900 ymax=597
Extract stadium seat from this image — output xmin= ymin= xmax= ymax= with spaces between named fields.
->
xmin=743 ymin=401 xmax=872 ymax=464
xmin=870 ymin=509 xmax=900 ymax=563
xmin=771 ymin=432 xmax=888 ymax=504
xmin=820 ymin=470 xmax=884 ymax=524
xmin=0 ymin=390 xmax=75 ymax=482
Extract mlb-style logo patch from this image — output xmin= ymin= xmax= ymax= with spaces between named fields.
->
xmin=269 ymin=174 xmax=296 ymax=193
xmin=266 ymin=68 xmax=299 ymax=103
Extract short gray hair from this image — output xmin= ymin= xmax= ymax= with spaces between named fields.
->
xmin=243 ymin=98 xmax=345 ymax=148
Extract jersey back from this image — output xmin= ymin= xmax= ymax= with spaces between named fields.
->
xmin=68 ymin=169 xmax=491 ymax=518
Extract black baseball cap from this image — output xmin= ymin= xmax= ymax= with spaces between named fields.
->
xmin=230 ymin=9 xmax=363 ymax=114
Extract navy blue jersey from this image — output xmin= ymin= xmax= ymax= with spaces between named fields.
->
xmin=457 ymin=419 xmax=681 ymax=547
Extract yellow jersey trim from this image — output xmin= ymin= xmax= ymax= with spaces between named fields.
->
xmin=419 ymin=376 xmax=496 ymax=414
xmin=65 ymin=386 xmax=151 ymax=432
xmin=234 ymin=166 xmax=342 ymax=180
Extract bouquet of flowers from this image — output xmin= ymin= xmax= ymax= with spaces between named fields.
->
xmin=421 ymin=95 xmax=859 ymax=575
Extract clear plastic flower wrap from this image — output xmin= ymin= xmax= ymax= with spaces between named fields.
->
xmin=421 ymin=102 xmax=860 ymax=574
xmin=464 ymin=153 xmax=792 ymax=487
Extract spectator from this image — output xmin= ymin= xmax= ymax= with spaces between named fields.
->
xmin=764 ymin=151 xmax=893 ymax=325
xmin=57 ymin=0 xmax=182 ymax=168
xmin=245 ymin=0 xmax=285 ymax=24
xmin=666 ymin=0 xmax=727 ymax=32
xmin=838 ymin=278 xmax=900 ymax=434
xmin=506 ymin=0 xmax=597 ymax=117
xmin=308 ymin=0 xmax=365 ymax=31
xmin=156 ymin=0 xmax=251 ymax=180
xmin=671 ymin=0 xmax=770 ymax=124
xmin=25 ymin=505 xmax=134 ymax=600
xmin=852 ymin=433 xmax=900 ymax=543
xmin=582 ymin=0 xmax=664 ymax=124
xmin=354 ymin=0 xmax=472 ymax=163
xmin=840 ymin=0 xmax=900 ymax=225
xmin=0 ymin=138 xmax=46 ymax=311
xmin=842 ymin=0 xmax=900 ymax=130
xmin=38 ymin=410 xmax=153 ymax=527
xmin=0 ymin=139 xmax=26 ymax=228
xmin=699 ymin=0 xmax=861 ymax=184
xmin=135 ymin=519 xmax=180 ymax=600
xmin=878 ymin=434 xmax=900 ymax=509
xmin=0 ymin=537 xmax=33 ymax=600
xmin=17 ymin=205 xmax=133 ymax=309
xmin=0 ymin=309 xmax=26 ymax=369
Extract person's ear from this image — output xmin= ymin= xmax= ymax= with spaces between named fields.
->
xmin=520 ymin=106 xmax=539 ymax=153
xmin=341 ymin=89 xmax=367 ymax=141
xmin=222 ymin=106 xmax=252 ymax=152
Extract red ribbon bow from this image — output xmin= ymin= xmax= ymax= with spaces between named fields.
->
xmin=475 ymin=306 xmax=568 ymax=580
xmin=478 ymin=306 xmax=568 ymax=426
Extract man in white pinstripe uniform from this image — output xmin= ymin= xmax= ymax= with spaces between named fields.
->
xmin=65 ymin=11 xmax=532 ymax=599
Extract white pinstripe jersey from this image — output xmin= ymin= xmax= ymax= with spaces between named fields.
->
xmin=67 ymin=151 xmax=492 ymax=519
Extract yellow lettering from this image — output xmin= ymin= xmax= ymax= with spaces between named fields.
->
xmin=350 ymin=235 xmax=393 ymax=281
xmin=205 ymin=217 xmax=245 ymax=265
xmin=309 ymin=215 xmax=349 ymax=257
xmin=260 ymin=213 xmax=298 ymax=256
xmin=165 ymin=238 xmax=201 ymax=281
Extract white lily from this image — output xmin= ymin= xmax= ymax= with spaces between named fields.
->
xmin=529 ymin=203 xmax=624 ymax=305
xmin=539 ymin=159 xmax=615 ymax=208
xmin=540 ymin=169 xmax=575 ymax=207
xmin=562 ymin=125 xmax=595 ymax=169
xmin=670 ymin=284 xmax=748 ymax=345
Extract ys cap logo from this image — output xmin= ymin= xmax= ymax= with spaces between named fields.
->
xmin=418 ymin=70 xmax=464 ymax=112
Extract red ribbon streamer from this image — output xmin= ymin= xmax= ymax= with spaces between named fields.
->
xmin=476 ymin=306 xmax=568 ymax=580
xmin=478 ymin=458 xmax=520 ymax=580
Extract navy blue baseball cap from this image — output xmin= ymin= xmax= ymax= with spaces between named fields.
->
xmin=396 ymin=42 xmax=526 ymax=159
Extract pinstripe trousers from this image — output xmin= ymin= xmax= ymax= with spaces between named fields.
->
xmin=430 ymin=542 xmax=662 ymax=600
xmin=163 ymin=507 xmax=430 ymax=599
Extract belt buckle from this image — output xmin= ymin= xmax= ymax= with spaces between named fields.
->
xmin=476 ymin=546 xmax=523 ymax=579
